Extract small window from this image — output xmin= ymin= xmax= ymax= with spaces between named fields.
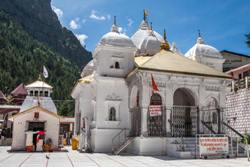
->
xmin=45 ymin=91 xmax=48 ymax=97
xmin=30 ymin=91 xmax=33 ymax=96
xmin=34 ymin=91 xmax=38 ymax=96
xmin=239 ymin=73 xmax=242 ymax=79
xmin=40 ymin=91 xmax=43 ymax=96
xmin=115 ymin=62 xmax=120 ymax=69
xmin=109 ymin=107 xmax=116 ymax=121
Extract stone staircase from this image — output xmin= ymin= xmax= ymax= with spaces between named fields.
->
xmin=112 ymin=129 xmax=135 ymax=155
xmin=229 ymin=138 xmax=247 ymax=157
xmin=113 ymin=137 xmax=135 ymax=155
xmin=169 ymin=137 xmax=198 ymax=159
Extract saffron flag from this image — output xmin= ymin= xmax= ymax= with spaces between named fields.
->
xmin=151 ymin=74 xmax=159 ymax=92
xmin=43 ymin=65 xmax=48 ymax=78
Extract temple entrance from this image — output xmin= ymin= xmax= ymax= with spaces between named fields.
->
xmin=172 ymin=88 xmax=197 ymax=137
xmin=147 ymin=93 xmax=166 ymax=136
xmin=27 ymin=121 xmax=45 ymax=151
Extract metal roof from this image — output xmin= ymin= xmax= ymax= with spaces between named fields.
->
xmin=134 ymin=50 xmax=231 ymax=79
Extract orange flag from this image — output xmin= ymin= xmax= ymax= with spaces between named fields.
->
xmin=151 ymin=74 xmax=159 ymax=92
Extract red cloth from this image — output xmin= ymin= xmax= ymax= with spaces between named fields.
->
xmin=36 ymin=131 xmax=45 ymax=143
xmin=37 ymin=131 xmax=45 ymax=135
xmin=151 ymin=74 xmax=159 ymax=92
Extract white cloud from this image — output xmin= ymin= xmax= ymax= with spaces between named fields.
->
xmin=89 ymin=10 xmax=106 ymax=21
xmin=107 ymin=14 xmax=111 ymax=20
xmin=69 ymin=18 xmax=80 ymax=30
xmin=76 ymin=34 xmax=88 ymax=46
xmin=52 ymin=5 xmax=63 ymax=18
xmin=127 ymin=18 xmax=133 ymax=27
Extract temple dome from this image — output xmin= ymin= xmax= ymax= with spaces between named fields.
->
xmin=139 ymin=33 xmax=161 ymax=56
xmin=81 ymin=60 xmax=95 ymax=78
xmin=98 ymin=24 xmax=135 ymax=48
xmin=185 ymin=35 xmax=225 ymax=71
xmin=185 ymin=36 xmax=222 ymax=59
xmin=131 ymin=20 xmax=163 ymax=56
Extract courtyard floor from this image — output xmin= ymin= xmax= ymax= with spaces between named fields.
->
xmin=0 ymin=147 xmax=249 ymax=167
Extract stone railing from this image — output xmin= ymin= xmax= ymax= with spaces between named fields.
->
xmin=231 ymin=77 xmax=250 ymax=91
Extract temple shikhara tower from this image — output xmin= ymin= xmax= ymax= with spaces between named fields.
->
xmin=71 ymin=12 xmax=231 ymax=157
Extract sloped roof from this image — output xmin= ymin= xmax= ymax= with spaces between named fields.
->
xmin=226 ymin=63 xmax=250 ymax=74
xmin=11 ymin=83 xmax=28 ymax=96
xmin=9 ymin=105 xmax=59 ymax=122
xmin=221 ymin=50 xmax=250 ymax=58
xmin=134 ymin=50 xmax=231 ymax=79
xmin=26 ymin=80 xmax=52 ymax=89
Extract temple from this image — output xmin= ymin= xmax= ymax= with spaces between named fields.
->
xmin=71 ymin=13 xmax=231 ymax=157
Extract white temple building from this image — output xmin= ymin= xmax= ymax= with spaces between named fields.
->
xmin=20 ymin=79 xmax=57 ymax=113
xmin=71 ymin=14 xmax=231 ymax=157
xmin=11 ymin=79 xmax=59 ymax=151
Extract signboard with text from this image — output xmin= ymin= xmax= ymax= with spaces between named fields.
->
xmin=149 ymin=105 xmax=162 ymax=117
xmin=199 ymin=137 xmax=229 ymax=156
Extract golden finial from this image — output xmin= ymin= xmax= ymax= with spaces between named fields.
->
xmin=160 ymin=29 xmax=170 ymax=50
xmin=143 ymin=9 xmax=149 ymax=21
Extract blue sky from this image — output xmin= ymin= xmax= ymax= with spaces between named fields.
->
xmin=51 ymin=0 xmax=250 ymax=55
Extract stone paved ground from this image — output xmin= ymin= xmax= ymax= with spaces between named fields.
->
xmin=0 ymin=146 xmax=249 ymax=167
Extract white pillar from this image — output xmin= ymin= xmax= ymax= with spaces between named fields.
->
xmin=232 ymin=80 xmax=235 ymax=92
xmin=245 ymin=77 xmax=248 ymax=89
xmin=140 ymin=107 xmax=148 ymax=136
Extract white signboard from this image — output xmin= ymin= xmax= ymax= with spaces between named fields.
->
xmin=199 ymin=137 xmax=229 ymax=156
xmin=149 ymin=105 xmax=162 ymax=117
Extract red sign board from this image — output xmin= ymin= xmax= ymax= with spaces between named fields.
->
xmin=149 ymin=105 xmax=162 ymax=117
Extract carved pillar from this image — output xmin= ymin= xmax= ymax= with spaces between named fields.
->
xmin=217 ymin=108 xmax=221 ymax=134
xmin=196 ymin=107 xmax=200 ymax=134
xmin=137 ymin=72 xmax=148 ymax=137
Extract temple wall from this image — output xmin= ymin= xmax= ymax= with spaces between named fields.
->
xmin=225 ymin=88 xmax=250 ymax=135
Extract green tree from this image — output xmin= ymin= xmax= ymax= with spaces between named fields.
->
xmin=246 ymin=34 xmax=250 ymax=47
xmin=0 ymin=10 xmax=79 ymax=116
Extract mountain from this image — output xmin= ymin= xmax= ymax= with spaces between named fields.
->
xmin=0 ymin=0 xmax=91 ymax=68
xmin=0 ymin=0 xmax=92 ymax=116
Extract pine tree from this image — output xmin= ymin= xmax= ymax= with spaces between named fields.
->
xmin=246 ymin=34 xmax=250 ymax=47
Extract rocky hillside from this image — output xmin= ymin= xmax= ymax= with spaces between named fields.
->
xmin=0 ymin=0 xmax=91 ymax=68
xmin=0 ymin=0 xmax=92 ymax=116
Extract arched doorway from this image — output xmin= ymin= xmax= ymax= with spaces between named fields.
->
xmin=201 ymin=97 xmax=220 ymax=134
xmin=172 ymin=88 xmax=196 ymax=137
xmin=148 ymin=93 xmax=166 ymax=136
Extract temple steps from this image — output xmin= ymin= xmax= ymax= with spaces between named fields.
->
xmin=113 ymin=137 xmax=135 ymax=155
xmin=170 ymin=137 xmax=198 ymax=158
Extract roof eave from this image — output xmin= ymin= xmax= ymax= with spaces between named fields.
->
xmin=138 ymin=67 xmax=232 ymax=79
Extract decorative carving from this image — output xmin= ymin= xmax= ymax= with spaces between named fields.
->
xmin=106 ymin=93 xmax=122 ymax=101
xmin=205 ymin=85 xmax=220 ymax=91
